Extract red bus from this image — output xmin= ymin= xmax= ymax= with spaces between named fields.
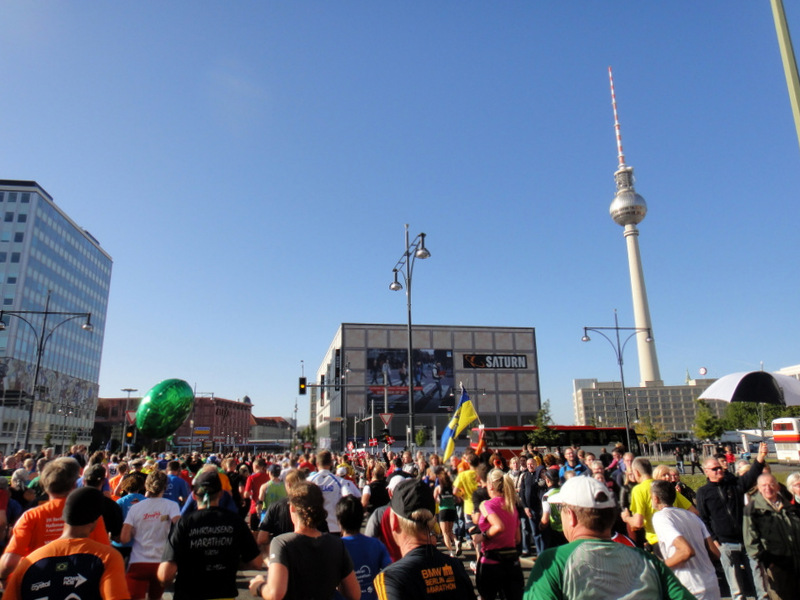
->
xmin=470 ymin=425 xmax=640 ymax=460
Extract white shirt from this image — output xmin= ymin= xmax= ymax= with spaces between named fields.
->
xmin=308 ymin=469 xmax=351 ymax=533
xmin=124 ymin=496 xmax=181 ymax=564
xmin=653 ymin=507 xmax=721 ymax=600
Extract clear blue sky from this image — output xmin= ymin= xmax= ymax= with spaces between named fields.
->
xmin=1 ymin=2 xmax=798 ymax=428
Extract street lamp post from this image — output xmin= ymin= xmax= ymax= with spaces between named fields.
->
xmin=120 ymin=388 xmax=137 ymax=454
xmin=58 ymin=403 xmax=74 ymax=453
xmin=0 ymin=290 xmax=93 ymax=450
xmin=582 ymin=309 xmax=652 ymax=453
xmin=389 ymin=224 xmax=431 ymax=452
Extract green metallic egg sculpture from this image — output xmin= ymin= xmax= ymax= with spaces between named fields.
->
xmin=135 ymin=379 xmax=194 ymax=439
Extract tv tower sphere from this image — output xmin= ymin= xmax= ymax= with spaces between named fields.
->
xmin=609 ymin=166 xmax=647 ymax=226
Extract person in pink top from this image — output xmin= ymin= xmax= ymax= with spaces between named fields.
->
xmin=475 ymin=469 xmax=523 ymax=600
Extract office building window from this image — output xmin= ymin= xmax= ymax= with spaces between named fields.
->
xmin=4 ymin=212 xmax=12 ymax=222
xmin=17 ymin=214 xmax=26 ymax=223
xmin=13 ymin=233 xmax=23 ymax=243
xmin=21 ymin=193 xmax=30 ymax=203
xmin=3 ymin=299 xmax=12 ymax=306
xmin=7 ymin=277 xmax=16 ymax=284
xmin=7 ymin=193 xmax=16 ymax=203
xmin=10 ymin=253 xmax=20 ymax=263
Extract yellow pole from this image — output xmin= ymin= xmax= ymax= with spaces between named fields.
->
xmin=771 ymin=0 xmax=800 ymax=153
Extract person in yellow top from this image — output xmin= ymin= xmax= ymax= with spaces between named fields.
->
xmin=622 ymin=457 xmax=696 ymax=549
xmin=453 ymin=453 xmax=481 ymax=558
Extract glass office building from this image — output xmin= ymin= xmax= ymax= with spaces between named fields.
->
xmin=0 ymin=180 xmax=112 ymax=453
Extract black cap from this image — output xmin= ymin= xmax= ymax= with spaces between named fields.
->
xmin=63 ymin=487 xmax=104 ymax=526
xmin=391 ymin=479 xmax=435 ymax=520
xmin=193 ymin=470 xmax=222 ymax=495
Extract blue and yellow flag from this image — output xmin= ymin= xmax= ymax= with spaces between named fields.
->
xmin=440 ymin=388 xmax=479 ymax=461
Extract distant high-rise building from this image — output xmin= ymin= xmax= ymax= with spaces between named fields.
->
xmin=0 ymin=180 xmax=112 ymax=453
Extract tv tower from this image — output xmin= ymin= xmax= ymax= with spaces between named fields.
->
xmin=607 ymin=67 xmax=663 ymax=386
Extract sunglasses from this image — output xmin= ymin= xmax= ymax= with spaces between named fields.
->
xmin=706 ymin=466 xmax=723 ymax=472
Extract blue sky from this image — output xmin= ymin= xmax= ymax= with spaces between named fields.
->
xmin=1 ymin=2 xmax=798 ymax=427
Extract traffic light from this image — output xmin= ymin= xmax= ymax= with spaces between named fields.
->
xmin=299 ymin=377 xmax=307 ymax=395
xmin=125 ymin=425 xmax=134 ymax=442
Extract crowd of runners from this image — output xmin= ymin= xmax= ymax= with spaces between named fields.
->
xmin=0 ymin=441 xmax=797 ymax=599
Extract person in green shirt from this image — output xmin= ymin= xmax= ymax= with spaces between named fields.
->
xmin=257 ymin=464 xmax=287 ymax=520
xmin=524 ymin=476 xmax=694 ymax=600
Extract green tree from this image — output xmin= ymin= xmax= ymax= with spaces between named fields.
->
xmin=415 ymin=427 xmax=428 ymax=448
xmin=634 ymin=416 xmax=669 ymax=445
xmin=722 ymin=402 xmax=792 ymax=431
xmin=297 ymin=425 xmax=317 ymax=449
xmin=694 ymin=400 xmax=724 ymax=440
xmin=526 ymin=400 xmax=561 ymax=448
xmin=43 ymin=432 xmax=52 ymax=449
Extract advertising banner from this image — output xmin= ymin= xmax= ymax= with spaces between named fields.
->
xmin=366 ymin=348 xmax=455 ymax=414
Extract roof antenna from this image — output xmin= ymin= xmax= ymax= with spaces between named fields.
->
xmin=608 ymin=66 xmax=626 ymax=168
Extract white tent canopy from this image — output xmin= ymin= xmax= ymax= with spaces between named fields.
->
xmin=698 ymin=371 xmax=800 ymax=406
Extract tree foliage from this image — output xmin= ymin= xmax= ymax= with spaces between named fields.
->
xmin=527 ymin=400 xmax=561 ymax=448
xmin=297 ymin=424 xmax=317 ymax=449
xmin=415 ymin=427 xmax=428 ymax=447
xmin=721 ymin=402 xmax=797 ymax=431
xmin=694 ymin=400 xmax=724 ymax=440
xmin=634 ymin=416 xmax=669 ymax=444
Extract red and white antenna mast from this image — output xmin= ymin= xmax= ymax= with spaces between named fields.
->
xmin=608 ymin=66 xmax=626 ymax=168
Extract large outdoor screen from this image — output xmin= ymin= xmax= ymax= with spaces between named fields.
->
xmin=366 ymin=348 xmax=455 ymax=414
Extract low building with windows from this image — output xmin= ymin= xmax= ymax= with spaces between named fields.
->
xmin=572 ymin=378 xmax=726 ymax=438
xmin=314 ymin=323 xmax=540 ymax=451
xmin=249 ymin=416 xmax=294 ymax=452
xmin=95 ymin=394 xmax=252 ymax=454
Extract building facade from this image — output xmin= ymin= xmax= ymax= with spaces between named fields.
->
xmin=314 ymin=323 xmax=540 ymax=451
xmin=0 ymin=180 xmax=112 ymax=454
xmin=96 ymin=394 xmax=253 ymax=454
xmin=170 ymin=395 xmax=252 ymax=453
xmin=572 ymin=378 xmax=726 ymax=438
xmin=249 ymin=416 xmax=294 ymax=452
xmin=776 ymin=364 xmax=800 ymax=380
xmin=94 ymin=396 xmax=141 ymax=453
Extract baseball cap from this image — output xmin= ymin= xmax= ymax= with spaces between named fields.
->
xmin=63 ymin=487 xmax=104 ymax=526
xmin=548 ymin=475 xmax=616 ymax=509
xmin=269 ymin=464 xmax=282 ymax=477
xmin=193 ymin=470 xmax=222 ymax=495
xmin=391 ymin=479 xmax=435 ymax=520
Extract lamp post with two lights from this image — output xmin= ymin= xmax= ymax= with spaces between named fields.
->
xmin=581 ymin=309 xmax=652 ymax=453
xmin=0 ymin=291 xmax=93 ymax=449
xmin=388 ymin=224 xmax=430 ymax=451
